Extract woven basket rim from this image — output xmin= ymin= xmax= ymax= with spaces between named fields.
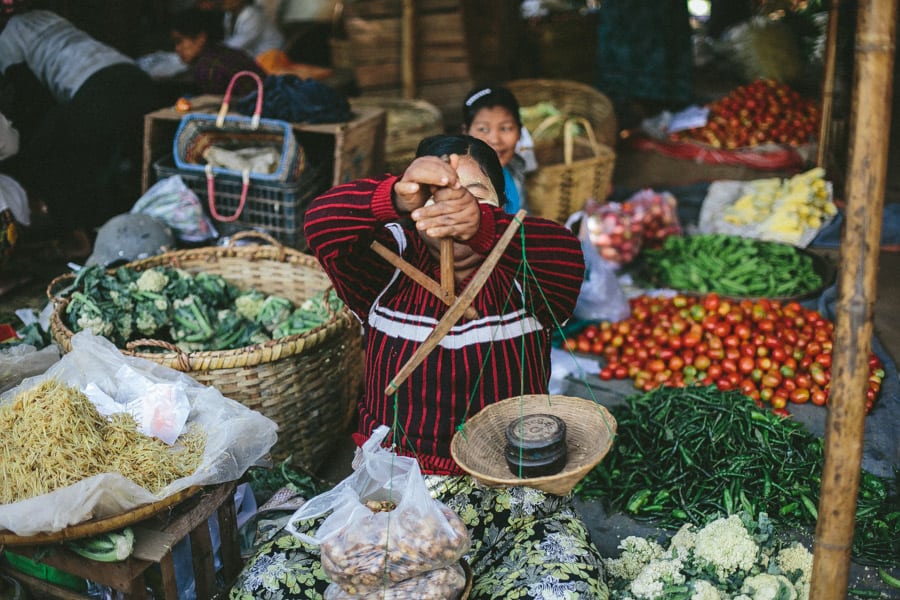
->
xmin=48 ymin=240 xmax=354 ymax=368
xmin=450 ymin=395 xmax=617 ymax=495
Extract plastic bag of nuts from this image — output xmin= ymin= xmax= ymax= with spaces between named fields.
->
xmin=322 ymin=562 xmax=468 ymax=599
xmin=287 ymin=426 xmax=471 ymax=595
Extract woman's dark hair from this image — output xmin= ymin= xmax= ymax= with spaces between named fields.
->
xmin=461 ymin=85 xmax=522 ymax=129
xmin=171 ymin=7 xmax=225 ymax=43
xmin=415 ymin=134 xmax=505 ymax=198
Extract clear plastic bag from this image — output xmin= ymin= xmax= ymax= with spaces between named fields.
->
xmin=581 ymin=199 xmax=644 ymax=267
xmin=625 ymin=189 xmax=683 ymax=250
xmin=573 ymin=230 xmax=630 ymax=323
xmin=323 ymin=562 xmax=467 ymax=600
xmin=287 ymin=426 xmax=470 ymax=595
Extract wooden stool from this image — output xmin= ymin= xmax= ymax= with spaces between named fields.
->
xmin=2 ymin=482 xmax=242 ymax=600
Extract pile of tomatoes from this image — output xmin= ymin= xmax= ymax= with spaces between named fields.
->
xmin=564 ymin=293 xmax=884 ymax=416
xmin=670 ymin=79 xmax=820 ymax=149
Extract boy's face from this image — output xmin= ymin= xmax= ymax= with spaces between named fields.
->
xmin=172 ymin=31 xmax=206 ymax=65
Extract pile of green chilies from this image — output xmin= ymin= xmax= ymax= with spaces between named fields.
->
xmin=575 ymin=385 xmax=899 ymax=567
xmin=634 ymin=234 xmax=823 ymax=298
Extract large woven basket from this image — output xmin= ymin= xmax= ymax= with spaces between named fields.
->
xmin=47 ymin=232 xmax=363 ymax=475
xmin=450 ymin=395 xmax=616 ymax=496
xmin=349 ymin=96 xmax=444 ymax=175
xmin=506 ymin=78 xmax=618 ymax=149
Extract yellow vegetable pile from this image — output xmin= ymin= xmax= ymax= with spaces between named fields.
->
xmin=0 ymin=379 xmax=206 ymax=504
xmin=723 ymin=168 xmax=837 ymax=245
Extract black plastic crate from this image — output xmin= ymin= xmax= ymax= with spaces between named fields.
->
xmin=153 ymin=154 xmax=330 ymax=250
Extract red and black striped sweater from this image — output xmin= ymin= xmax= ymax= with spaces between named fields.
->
xmin=303 ymin=176 xmax=585 ymax=475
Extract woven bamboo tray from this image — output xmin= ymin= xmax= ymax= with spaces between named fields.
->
xmin=349 ymin=96 xmax=444 ymax=175
xmin=0 ymin=486 xmax=201 ymax=546
xmin=450 ymin=395 xmax=616 ymax=496
xmin=47 ymin=232 xmax=363 ymax=473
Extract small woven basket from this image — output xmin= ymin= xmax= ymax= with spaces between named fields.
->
xmin=348 ymin=96 xmax=444 ymax=175
xmin=524 ymin=115 xmax=616 ymax=224
xmin=506 ymin=78 xmax=618 ymax=149
xmin=450 ymin=395 xmax=616 ymax=496
xmin=47 ymin=232 xmax=363 ymax=474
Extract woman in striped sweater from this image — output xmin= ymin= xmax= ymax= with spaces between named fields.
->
xmin=230 ymin=135 xmax=609 ymax=599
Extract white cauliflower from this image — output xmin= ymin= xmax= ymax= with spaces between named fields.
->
xmin=135 ymin=268 xmax=169 ymax=293
xmin=629 ymin=557 xmax=685 ymax=599
xmin=775 ymin=543 xmax=813 ymax=600
xmin=668 ymin=523 xmax=697 ymax=559
xmin=605 ymin=536 xmax=665 ymax=580
xmin=690 ymin=580 xmax=722 ymax=600
xmin=740 ymin=573 xmax=797 ymax=600
xmin=693 ymin=515 xmax=759 ymax=581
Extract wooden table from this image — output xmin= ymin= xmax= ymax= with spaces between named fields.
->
xmin=2 ymin=482 xmax=242 ymax=600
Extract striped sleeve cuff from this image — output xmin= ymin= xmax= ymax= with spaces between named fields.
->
xmin=371 ymin=176 xmax=401 ymax=221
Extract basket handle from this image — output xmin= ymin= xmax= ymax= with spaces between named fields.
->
xmin=226 ymin=229 xmax=283 ymax=248
xmin=125 ymin=338 xmax=193 ymax=372
xmin=531 ymin=114 xmax=602 ymax=165
xmin=216 ymin=70 xmax=264 ymax=129
xmin=206 ymin=164 xmax=249 ymax=222
xmin=46 ymin=272 xmax=77 ymax=303
xmin=563 ymin=116 xmax=601 ymax=165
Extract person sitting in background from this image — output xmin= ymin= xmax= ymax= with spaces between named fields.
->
xmin=171 ymin=7 xmax=266 ymax=96
xmin=230 ymin=134 xmax=609 ymax=599
xmin=220 ymin=0 xmax=284 ymax=58
xmin=198 ymin=0 xmax=334 ymax=81
xmin=462 ymin=85 xmax=536 ymax=215
xmin=0 ymin=2 xmax=160 ymax=255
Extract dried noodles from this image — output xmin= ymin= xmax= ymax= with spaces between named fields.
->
xmin=0 ymin=379 xmax=206 ymax=504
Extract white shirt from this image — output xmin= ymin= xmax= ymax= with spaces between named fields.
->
xmin=0 ymin=10 xmax=133 ymax=103
xmin=224 ymin=5 xmax=285 ymax=57
xmin=0 ymin=113 xmax=19 ymax=161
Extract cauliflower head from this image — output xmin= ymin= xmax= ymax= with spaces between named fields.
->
xmin=135 ymin=268 xmax=169 ymax=293
xmin=629 ymin=557 xmax=685 ymax=599
xmin=606 ymin=536 xmax=665 ymax=580
xmin=693 ymin=515 xmax=759 ymax=581
xmin=740 ymin=573 xmax=797 ymax=600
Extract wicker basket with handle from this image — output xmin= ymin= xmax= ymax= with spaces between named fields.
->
xmin=506 ymin=78 xmax=618 ymax=149
xmin=524 ymin=115 xmax=616 ymax=224
xmin=47 ymin=232 xmax=363 ymax=474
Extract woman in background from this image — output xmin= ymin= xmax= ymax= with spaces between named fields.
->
xmin=171 ymin=7 xmax=266 ymax=96
xmin=0 ymin=2 xmax=159 ymax=252
xmin=461 ymin=85 xmax=535 ymax=215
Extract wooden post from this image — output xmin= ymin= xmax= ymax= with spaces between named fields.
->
xmin=809 ymin=0 xmax=897 ymax=597
xmin=816 ymin=0 xmax=841 ymax=168
xmin=402 ymin=0 xmax=416 ymax=98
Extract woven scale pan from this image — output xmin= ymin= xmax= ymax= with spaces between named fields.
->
xmin=450 ymin=395 xmax=617 ymax=496
xmin=48 ymin=232 xmax=363 ymax=472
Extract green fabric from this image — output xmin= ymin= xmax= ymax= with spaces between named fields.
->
xmin=230 ymin=476 xmax=609 ymax=599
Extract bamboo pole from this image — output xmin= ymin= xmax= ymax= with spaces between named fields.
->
xmin=809 ymin=0 xmax=897 ymax=597
xmin=401 ymin=0 xmax=415 ymax=98
xmin=816 ymin=0 xmax=841 ymax=168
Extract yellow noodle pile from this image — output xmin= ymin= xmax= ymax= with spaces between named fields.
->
xmin=0 ymin=379 xmax=206 ymax=504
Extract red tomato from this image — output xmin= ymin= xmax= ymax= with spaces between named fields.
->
xmin=738 ymin=356 xmax=756 ymax=374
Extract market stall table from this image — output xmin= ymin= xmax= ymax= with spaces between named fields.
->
xmin=1 ymin=481 xmax=241 ymax=600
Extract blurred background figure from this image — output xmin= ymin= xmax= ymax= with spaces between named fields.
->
xmin=0 ymin=2 xmax=160 ymax=256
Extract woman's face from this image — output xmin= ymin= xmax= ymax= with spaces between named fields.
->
xmin=420 ymin=154 xmax=498 ymax=277
xmin=172 ymin=31 xmax=206 ymax=65
xmin=464 ymin=106 xmax=521 ymax=167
